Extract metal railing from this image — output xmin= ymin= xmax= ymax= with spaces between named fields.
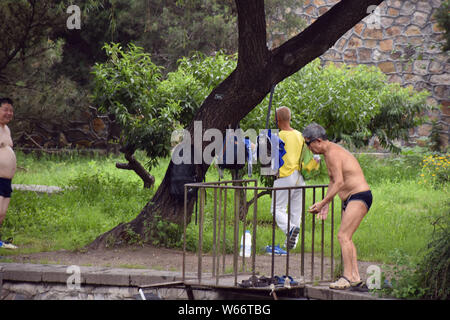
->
xmin=182 ymin=179 xmax=341 ymax=286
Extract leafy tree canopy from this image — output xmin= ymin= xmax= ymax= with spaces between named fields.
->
xmin=242 ymin=59 xmax=432 ymax=153
xmin=92 ymin=43 xmax=178 ymax=169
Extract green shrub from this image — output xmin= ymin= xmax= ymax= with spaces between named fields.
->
xmin=242 ymin=59 xmax=432 ymax=152
xmin=378 ymin=214 xmax=450 ymax=300
xmin=143 ymin=214 xmax=183 ymax=248
xmin=379 ymin=249 xmax=427 ymax=299
xmin=417 ymin=213 xmax=450 ymax=300
xmin=419 ymin=153 xmax=450 ymax=189
xmin=92 ymin=43 xmax=178 ymax=170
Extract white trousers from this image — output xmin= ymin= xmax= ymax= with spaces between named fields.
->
xmin=271 ymin=170 xmax=305 ymax=235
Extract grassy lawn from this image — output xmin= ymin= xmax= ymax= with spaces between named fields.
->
xmin=2 ymin=150 xmax=448 ymax=266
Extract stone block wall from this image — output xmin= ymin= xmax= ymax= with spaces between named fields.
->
xmin=13 ymin=107 xmax=120 ymax=153
xmin=295 ymin=0 xmax=449 ymax=147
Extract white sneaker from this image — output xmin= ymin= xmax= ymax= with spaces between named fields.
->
xmin=286 ymin=226 xmax=300 ymax=250
xmin=0 ymin=240 xmax=18 ymax=249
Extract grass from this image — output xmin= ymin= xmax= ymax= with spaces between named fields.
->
xmin=6 ymin=151 xmax=156 ymax=253
xmin=1 ymin=150 xmax=448 ymax=267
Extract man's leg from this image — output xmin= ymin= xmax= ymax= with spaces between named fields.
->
xmin=287 ymin=171 xmax=305 ymax=248
xmin=271 ymin=179 xmax=289 ymax=235
xmin=351 ymin=243 xmax=361 ymax=282
xmin=337 ymin=201 xmax=368 ymax=283
xmin=0 ymin=196 xmax=11 ymax=238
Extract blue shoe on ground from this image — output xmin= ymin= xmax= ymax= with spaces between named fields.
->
xmin=265 ymin=244 xmax=287 ymax=256
xmin=282 ymin=275 xmax=299 ymax=286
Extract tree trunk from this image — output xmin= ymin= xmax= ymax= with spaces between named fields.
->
xmin=89 ymin=0 xmax=384 ymax=249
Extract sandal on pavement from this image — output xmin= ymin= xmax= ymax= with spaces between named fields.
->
xmin=350 ymin=281 xmax=369 ymax=292
xmin=329 ymin=276 xmax=351 ymax=290
xmin=239 ymin=279 xmax=252 ymax=288
xmin=240 ymin=275 xmax=270 ymax=288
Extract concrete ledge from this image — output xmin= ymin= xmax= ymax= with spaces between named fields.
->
xmin=1 ymin=263 xmax=389 ymax=300
xmin=0 ymin=263 xmax=191 ymax=288
xmin=2 ymin=263 xmax=44 ymax=282
xmin=305 ymin=283 xmax=382 ymax=300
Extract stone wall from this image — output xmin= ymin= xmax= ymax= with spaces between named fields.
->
xmin=295 ymin=0 xmax=449 ymax=147
xmin=13 ymin=107 xmax=120 ymax=153
xmin=0 ymin=263 xmax=216 ymax=300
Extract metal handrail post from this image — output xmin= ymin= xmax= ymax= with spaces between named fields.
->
xmin=286 ymin=189 xmax=291 ymax=277
xmin=212 ymin=188 xmax=217 ymax=277
xmin=271 ymin=190 xmax=276 ymax=278
xmin=301 ymin=188 xmax=306 ymax=278
xmin=311 ymin=188 xmax=315 ymax=283
xmin=182 ymin=185 xmax=188 ymax=281
xmin=252 ymin=181 xmax=258 ymax=277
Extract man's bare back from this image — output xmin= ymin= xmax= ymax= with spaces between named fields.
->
xmin=303 ymin=123 xmax=372 ymax=289
xmin=324 ymin=142 xmax=369 ymax=201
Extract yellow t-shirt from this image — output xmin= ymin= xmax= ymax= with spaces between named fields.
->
xmin=279 ymin=130 xmax=304 ymax=178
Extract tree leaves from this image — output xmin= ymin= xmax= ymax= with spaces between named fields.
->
xmin=242 ymin=59 xmax=432 ymax=151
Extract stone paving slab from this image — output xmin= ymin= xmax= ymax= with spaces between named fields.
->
xmin=12 ymin=184 xmax=65 ymax=194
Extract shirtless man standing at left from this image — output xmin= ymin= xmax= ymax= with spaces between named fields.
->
xmin=0 ymin=97 xmax=17 ymax=249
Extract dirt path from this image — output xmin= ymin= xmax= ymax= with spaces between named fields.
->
xmin=7 ymin=245 xmax=382 ymax=283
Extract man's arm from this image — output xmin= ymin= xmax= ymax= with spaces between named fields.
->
xmin=309 ymin=150 xmax=344 ymax=214
xmin=6 ymin=125 xmax=13 ymax=147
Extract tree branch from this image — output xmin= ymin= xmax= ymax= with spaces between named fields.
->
xmin=270 ymin=0 xmax=384 ymax=83
xmin=235 ymin=0 xmax=270 ymax=72
xmin=116 ymin=151 xmax=155 ymax=189
xmin=246 ymin=189 xmax=271 ymax=209
xmin=0 ymin=1 xmax=37 ymax=73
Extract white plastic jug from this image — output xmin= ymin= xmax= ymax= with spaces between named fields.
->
xmin=239 ymin=230 xmax=252 ymax=257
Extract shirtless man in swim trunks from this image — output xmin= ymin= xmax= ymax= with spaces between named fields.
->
xmin=0 ymin=98 xmax=16 ymax=247
xmin=303 ymin=123 xmax=372 ymax=290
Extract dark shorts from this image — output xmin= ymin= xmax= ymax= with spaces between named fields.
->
xmin=342 ymin=190 xmax=372 ymax=212
xmin=0 ymin=177 xmax=12 ymax=198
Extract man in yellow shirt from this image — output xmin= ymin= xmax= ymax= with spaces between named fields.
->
xmin=270 ymin=106 xmax=306 ymax=251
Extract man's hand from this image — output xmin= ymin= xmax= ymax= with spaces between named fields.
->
xmin=308 ymin=201 xmax=324 ymax=214
xmin=317 ymin=204 xmax=329 ymax=220
xmin=309 ymin=201 xmax=329 ymax=220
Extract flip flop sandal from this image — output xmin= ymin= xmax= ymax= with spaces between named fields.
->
xmin=252 ymin=276 xmax=271 ymax=287
xmin=329 ymin=276 xmax=351 ymax=290
xmin=240 ymin=275 xmax=260 ymax=288
xmin=239 ymin=279 xmax=253 ymax=288
xmin=350 ymin=281 xmax=369 ymax=292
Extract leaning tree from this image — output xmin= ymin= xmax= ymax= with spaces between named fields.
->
xmin=90 ymin=0 xmax=384 ymax=248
